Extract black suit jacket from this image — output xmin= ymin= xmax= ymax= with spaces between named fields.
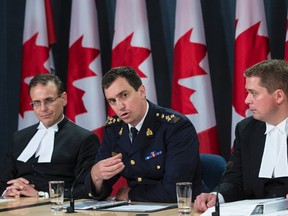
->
xmin=87 ymin=101 xmax=208 ymax=202
xmin=220 ymin=116 xmax=288 ymax=202
xmin=0 ymin=117 xmax=100 ymax=198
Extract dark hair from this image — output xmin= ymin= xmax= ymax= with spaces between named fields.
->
xmin=244 ymin=59 xmax=288 ymax=95
xmin=29 ymin=73 xmax=65 ymax=95
xmin=102 ymin=66 xmax=142 ymax=91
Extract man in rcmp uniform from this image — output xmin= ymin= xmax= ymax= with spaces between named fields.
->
xmin=87 ymin=66 xmax=208 ymax=202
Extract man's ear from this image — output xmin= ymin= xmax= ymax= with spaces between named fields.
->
xmin=138 ymin=85 xmax=146 ymax=98
xmin=275 ymin=89 xmax=285 ymax=104
xmin=61 ymin=92 xmax=68 ymax=106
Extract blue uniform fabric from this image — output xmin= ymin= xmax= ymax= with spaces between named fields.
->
xmin=87 ymin=101 xmax=208 ymax=202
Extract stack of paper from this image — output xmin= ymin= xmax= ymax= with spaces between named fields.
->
xmin=201 ymin=198 xmax=288 ymax=216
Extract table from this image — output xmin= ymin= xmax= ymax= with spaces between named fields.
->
xmin=0 ymin=198 xmax=201 ymax=216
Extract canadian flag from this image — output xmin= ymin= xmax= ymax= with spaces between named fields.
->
xmin=171 ymin=0 xmax=219 ymax=154
xmin=110 ymin=0 xmax=157 ymax=116
xmin=285 ymin=12 xmax=288 ymax=61
xmin=18 ymin=0 xmax=56 ymax=130
xmin=231 ymin=0 xmax=270 ymax=146
xmin=66 ymin=0 xmax=106 ymax=139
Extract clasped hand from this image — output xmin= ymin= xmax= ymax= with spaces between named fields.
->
xmin=4 ymin=177 xmax=37 ymax=198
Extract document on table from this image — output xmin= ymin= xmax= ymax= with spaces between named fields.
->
xmin=100 ymin=203 xmax=178 ymax=212
xmin=201 ymin=198 xmax=288 ymax=216
xmin=64 ymin=200 xmax=177 ymax=212
xmin=63 ymin=200 xmax=128 ymax=210
xmin=0 ymin=198 xmax=15 ymax=203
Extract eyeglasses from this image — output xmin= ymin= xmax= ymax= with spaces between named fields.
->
xmin=30 ymin=94 xmax=62 ymax=108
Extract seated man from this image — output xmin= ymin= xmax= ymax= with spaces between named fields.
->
xmin=0 ymin=73 xmax=100 ymax=198
xmin=194 ymin=59 xmax=288 ymax=212
xmin=86 ymin=66 xmax=208 ymax=202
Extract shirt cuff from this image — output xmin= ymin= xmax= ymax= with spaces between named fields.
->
xmin=211 ymin=191 xmax=225 ymax=203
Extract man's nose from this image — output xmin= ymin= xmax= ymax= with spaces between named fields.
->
xmin=39 ymin=102 xmax=48 ymax=110
xmin=244 ymin=94 xmax=250 ymax=104
xmin=116 ymin=100 xmax=124 ymax=109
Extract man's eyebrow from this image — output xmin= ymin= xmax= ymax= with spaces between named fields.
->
xmin=106 ymin=90 xmax=127 ymax=101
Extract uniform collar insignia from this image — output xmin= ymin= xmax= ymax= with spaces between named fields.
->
xmin=146 ymin=128 xmax=153 ymax=136
xmin=119 ymin=127 xmax=123 ymax=136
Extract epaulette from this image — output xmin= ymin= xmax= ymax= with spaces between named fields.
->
xmin=105 ymin=116 xmax=122 ymax=126
xmin=155 ymin=112 xmax=181 ymax=124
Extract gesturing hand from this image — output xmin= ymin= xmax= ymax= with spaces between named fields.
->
xmin=91 ymin=153 xmax=125 ymax=193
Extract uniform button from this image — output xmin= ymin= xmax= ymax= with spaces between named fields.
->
xmin=156 ymin=165 xmax=161 ymax=170
xmin=130 ymin=160 xmax=135 ymax=165
xmin=31 ymin=164 xmax=35 ymax=168
xmin=137 ymin=177 xmax=142 ymax=182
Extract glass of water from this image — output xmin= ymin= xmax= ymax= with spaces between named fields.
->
xmin=48 ymin=180 xmax=64 ymax=211
xmin=176 ymin=182 xmax=192 ymax=214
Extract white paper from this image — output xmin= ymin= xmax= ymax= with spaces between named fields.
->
xmin=201 ymin=198 xmax=288 ymax=216
xmin=0 ymin=198 xmax=15 ymax=203
xmin=102 ymin=203 xmax=177 ymax=212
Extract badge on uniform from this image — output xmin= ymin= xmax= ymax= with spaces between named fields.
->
xmin=146 ymin=128 xmax=153 ymax=136
xmin=119 ymin=127 xmax=123 ymax=135
xmin=145 ymin=151 xmax=162 ymax=160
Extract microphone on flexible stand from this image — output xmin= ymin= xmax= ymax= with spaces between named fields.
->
xmin=66 ymin=161 xmax=91 ymax=213
xmin=212 ymin=161 xmax=233 ymax=216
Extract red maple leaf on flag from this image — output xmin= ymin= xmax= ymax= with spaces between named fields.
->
xmin=112 ymin=33 xmax=150 ymax=78
xmin=66 ymin=35 xmax=100 ymax=122
xmin=19 ymin=33 xmax=49 ymax=117
xmin=233 ymin=21 xmax=269 ymax=117
xmin=172 ymin=29 xmax=207 ymax=115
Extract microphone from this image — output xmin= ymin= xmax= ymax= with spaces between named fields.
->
xmin=66 ymin=161 xmax=91 ymax=213
xmin=212 ymin=161 xmax=233 ymax=216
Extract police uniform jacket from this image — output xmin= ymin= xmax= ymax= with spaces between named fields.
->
xmin=87 ymin=101 xmax=208 ymax=202
xmin=0 ymin=117 xmax=100 ymax=198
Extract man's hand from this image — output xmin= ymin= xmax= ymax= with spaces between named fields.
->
xmin=193 ymin=193 xmax=217 ymax=212
xmin=116 ymin=186 xmax=130 ymax=201
xmin=91 ymin=153 xmax=125 ymax=192
xmin=4 ymin=177 xmax=38 ymax=197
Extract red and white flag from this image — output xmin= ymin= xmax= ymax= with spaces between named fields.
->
xmin=285 ymin=11 xmax=288 ymax=61
xmin=171 ymin=0 xmax=219 ymax=154
xmin=110 ymin=0 xmax=157 ymax=116
xmin=232 ymin=0 xmax=270 ymax=146
xmin=18 ymin=0 xmax=56 ymax=130
xmin=66 ymin=0 xmax=106 ymax=139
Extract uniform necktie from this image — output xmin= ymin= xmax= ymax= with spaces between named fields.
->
xmin=130 ymin=127 xmax=138 ymax=143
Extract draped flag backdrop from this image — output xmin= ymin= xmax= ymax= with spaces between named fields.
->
xmin=0 ymin=0 xmax=287 ymax=170
xmin=172 ymin=0 xmax=219 ymax=154
xmin=66 ymin=0 xmax=106 ymax=140
xmin=231 ymin=0 xmax=270 ymax=147
xmin=18 ymin=0 xmax=56 ymax=130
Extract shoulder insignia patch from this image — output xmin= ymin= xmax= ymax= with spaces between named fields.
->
xmin=105 ymin=116 xmax=122 ymax=126
xmin=155 ymin=112 xmax=181 ymax=124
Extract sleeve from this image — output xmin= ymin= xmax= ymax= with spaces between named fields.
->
xmin=0 ymin=135 xmax=19 ymax=195
xmin=219 ymin=122 xmax=245 ymax=202
xmin=85 ymin=126 xmax=120 ymax=200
